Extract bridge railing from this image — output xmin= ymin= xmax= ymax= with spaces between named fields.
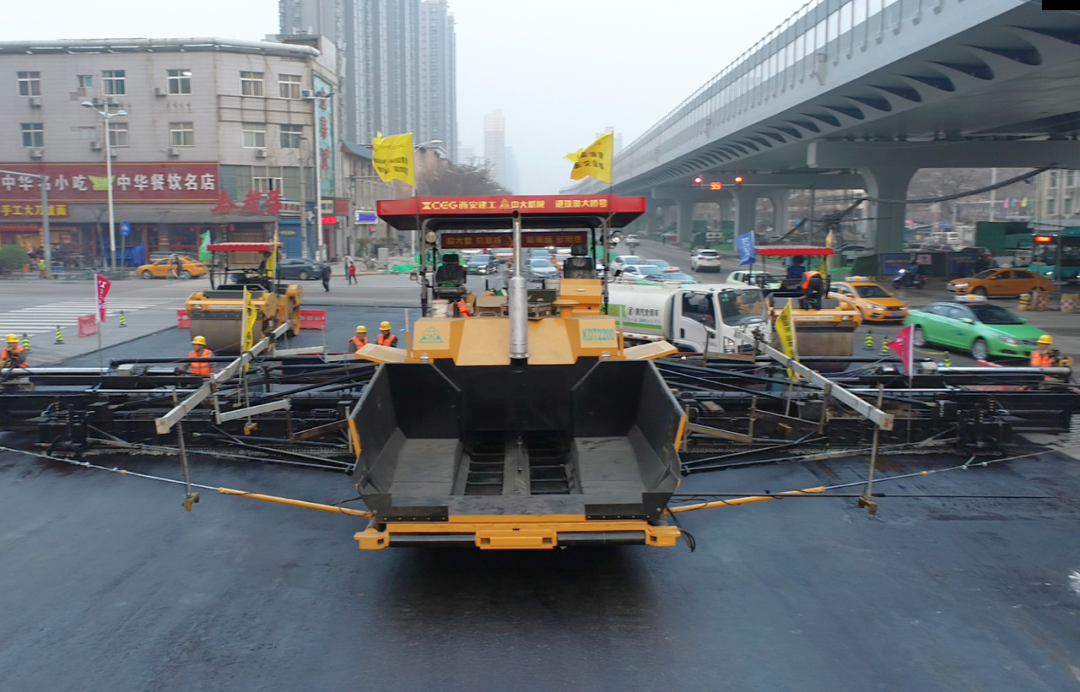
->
xmin=593 ymin=0 xmax=960 ymax=189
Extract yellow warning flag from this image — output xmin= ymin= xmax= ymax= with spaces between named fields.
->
xmin=773 ymin=300 xmax=800 ymax=380
xmin=89 ymin=175 xmax=113 ymax=191
xmin=242 ymin=288 xmax=258 ymax=360
xmin=567 ymin=131 xmax=613 ymax=184
xmin=266 ymin=229 xmax=278 ymax=276
xmin=372 ymin=132 xmax=415 ymax=188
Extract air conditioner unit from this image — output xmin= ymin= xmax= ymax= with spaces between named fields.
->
xmin=106 ymin=96 xmax=118 ymax=106
xmin=77 ymin=87 xmax=87 ymax=98
xmin=29 ymin=148 xmax=44 ymax=159
xmin=90 ymin=140 xmax=102 ymax=150
xmin=255 ymin=149 xmax=268 ymax=159
xmin=167 ymin=147 xmax=180 ymax=156
xmin=91 ymin=96 xmax=104 ymax=107
xmin=28 ymin=96 xmax=42 ymax=108
xmin=154 ymin=87 xmax=166 ymax=97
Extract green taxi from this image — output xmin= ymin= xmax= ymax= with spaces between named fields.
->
xmin=903 ymin=296 xmax=1049 ymax=361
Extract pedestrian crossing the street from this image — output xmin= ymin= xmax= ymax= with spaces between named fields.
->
xmin=0 ymin=300 xmax=174 ymax=336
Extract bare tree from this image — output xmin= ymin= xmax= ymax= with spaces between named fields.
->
xmin=419 ymin=161 xmax=506 ymax=196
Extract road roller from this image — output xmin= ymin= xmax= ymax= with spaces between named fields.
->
xmin=184 ymin=242 xmax=303 ymax=352
xmin=350 ymin=194 xmax=687 ymax=550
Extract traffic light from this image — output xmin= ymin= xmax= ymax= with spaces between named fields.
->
xmin=693 ymin=176 xmax=703 ymax=187
xmin=734 ymin=175 xmax=744 ymax=185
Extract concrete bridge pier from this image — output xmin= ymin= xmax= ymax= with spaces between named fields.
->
xmin=861 ymin=167 xmax=917 ymax=254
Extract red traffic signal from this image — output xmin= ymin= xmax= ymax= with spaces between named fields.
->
xmin=734 ymin=175 xmax=744 ymax=185
xmin=693 ymin=176 xmax=703 ymax=186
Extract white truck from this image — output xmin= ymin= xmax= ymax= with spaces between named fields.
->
xmin=605 ymin=283 xmax=770 ymax=355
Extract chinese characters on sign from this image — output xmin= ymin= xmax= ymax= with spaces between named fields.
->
xmin=0 ymin=163 xmax=219 ymax=203
xmin=313 ymin=76 xmax=335 ymax=198
xmin=439 ymin=232 xmax=588 ymax=249
xmin=0 ymin=204 xmax=68 ymax=218
xmin=419 ymin=197 xmax=611 ymax=212
xmin=210 ymin=189 xmax=284 ymax=216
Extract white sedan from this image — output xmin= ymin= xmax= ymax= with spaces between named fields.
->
xmin=690 ymin=249 xmax=722 ymax=272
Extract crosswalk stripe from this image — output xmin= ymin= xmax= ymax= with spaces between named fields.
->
xmin=0 ymin=299 xmax=178 ymax=336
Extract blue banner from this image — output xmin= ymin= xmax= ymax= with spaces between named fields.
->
xmin=736 ymin=231 xmax=755 ymax=266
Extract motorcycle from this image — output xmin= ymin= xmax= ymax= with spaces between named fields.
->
xmin=893 ymin=268 xmax=925 ymax=289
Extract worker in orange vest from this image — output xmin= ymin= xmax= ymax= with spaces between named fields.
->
xmin=377 ymin=321 xmax=398 ymax=348
xmin=802 ymin=270 xmax=825 ymax=310
xmin=185 ymin=336 xmax=215 ymax=376
xmin=1030 ymin=334 xmax=1054 ymax=367
xmin=1 ymin=334 xmax=27 ymax=369
xmin=350 ymin=325 xmax=369 ymax=351
xmin=456 ymin=299 xmax=470 ymax=317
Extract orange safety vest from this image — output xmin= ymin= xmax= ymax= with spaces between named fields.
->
xmin=350 ymin=336 xmax=369 ymax=351
xmin=188 ymin=348 xmax=214 ymax=376
xmin=378 ymin=333 xmax=398 ymax=348
xmin=1 ymin=346 xmax=26 ymax=367
xmin=1030 ymin=350 xmax=1052 ymax=367
xmin=456 ymin=300 xmax=470 ymax=317
xmin=802 ymin=271 xmax=821 ymax=290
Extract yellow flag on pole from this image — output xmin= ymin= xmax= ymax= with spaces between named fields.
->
xmin=90 ymin=175 xmax=113 ymax=191
xmin=372 ymin=132 xmax=415 ymax=187
xmin=242 ymin=289 xmax=258 ymax=371
xmin=267 ymin=229 xmax=278 ymax=276
xmin=774 ymin=300 xmax=800 ymax=380
xmin=566 ymin=131 xmax=614 ymax=184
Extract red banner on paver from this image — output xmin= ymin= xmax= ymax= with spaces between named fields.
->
xmin=0 ymin=162 xmax=220 ymax=203
xmin=440 ymin=232 xmax=589 ymax=249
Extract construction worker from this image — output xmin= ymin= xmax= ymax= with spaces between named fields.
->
xmin=802 ymin=270 xmax=825 ymax=310
xmin=1031 ymin=335 xmax=1054 ymax=367
xmin=455 ymin=298 xmax=470 ymax=317
xmin=377 ymin=321 xmax=398 ymax=348
xmin=1 ymin=334 xmax=27 ymax=369
xmin=185 ymin=336 xmax=215 ymax=376
xmin=350 ymin=326 xmax=369 ymax=352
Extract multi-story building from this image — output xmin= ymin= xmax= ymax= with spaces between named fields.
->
xmin=484 ymin=109 xmax=506 ymax=187
xmin=1033 ymin=169 xmax=1080 ymax=226
xmin=0 ymin=36 xmax=345 ymax=263
xmin=419 ymin=0 xmax=457 ymax=163
xmin=281 ymin=0 xmax=454 ymax=155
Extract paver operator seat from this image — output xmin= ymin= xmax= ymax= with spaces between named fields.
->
xmin=433 ymin=253 xmax=468 ymax=300
xmin=562 ymin=243 xmax=596 ymax=280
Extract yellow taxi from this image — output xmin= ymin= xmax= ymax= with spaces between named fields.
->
xmin=136 ymin=255 xmax=209 ymax=279
xmin=828 ymin=277 xmax=908 ymax=322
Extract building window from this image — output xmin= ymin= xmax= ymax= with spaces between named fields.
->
xmin=21 ymin=123 xmax=43 ymax=147
xmin=280 ymin=124 xmax=302 ymax=148
xmin=1050 ymin=171 xmax=1058 ymax=187
xmin=1069 ymin=171 xmax=1077 ymax=188
xmin=279 ymin=74 xmax=302 ymax=99
xmin=253 ymin=177 xmax=283 ymax=192
xmin=102 ymin=70 xmax=125 ymax=95
xmin=76 ymin=126 xmax=96 ymax=140
xmin=170 ymin=122 xmax=194 ymax=147
xmin=242 ymin=123 xmax=266 ymax=148
xmin=240 ymin=71 xmax=265 ymax=96
xmin=77 ymin=75 xmax=93 ymax=89
xmin=108 ymin=122 xmax=129 ymax=147
xmin=167 ymin=69 xmax=192 ymax=95
xmin=1048 ymin=198 xmax=1057 ymax=215
xmin=1067 ymin=197 xmax=1075 ymax=216
xmin=17 ymin=71 xmax=41 ymax=96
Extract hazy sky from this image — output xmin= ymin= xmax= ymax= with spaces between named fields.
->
xmin=4 ymin=0 xmax=810 ymax=193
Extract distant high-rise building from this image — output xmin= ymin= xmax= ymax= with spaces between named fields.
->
xmin=504 ymin=147 xmax=519 ymax=194
xmin=280 ymin=0 xmax=455 ymax=153
xmin=458 ymin=144 xmax=476 ymax=164
xmin=420 ymin=0 xmax=457 ymax=162
xmin=484 ymin=109 xmax=506 ymax=187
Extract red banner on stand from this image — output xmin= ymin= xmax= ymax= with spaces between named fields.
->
xmin=95 ymin=274 xmax=112 ymax=322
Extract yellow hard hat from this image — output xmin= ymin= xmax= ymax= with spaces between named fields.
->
xmin=380 ymin=321 xmax=391 ymax=330
xmin=6 ymin=334 xmax=17 ymax=343
xmin=192 ymin=335 xmax=207 ymax=346
xmin=1038 ymin=334 xmax=1053 ymax=345
xmin=356 ymin=325 xmax=367 ymax=333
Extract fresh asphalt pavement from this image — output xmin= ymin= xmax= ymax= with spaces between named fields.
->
xmin=2 ymin=266 xmax=1080 ymax=690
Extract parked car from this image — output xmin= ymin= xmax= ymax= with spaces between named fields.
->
xmin=690 ymin=249 xmax=722 ymax=272
xmin=137 ymin=255 xmax=208 ymax=279
xmin=947 ymin=268 xmax=1053 ymax=297
xmin=904 ymin=296 xmax=1049 ymax=361
xmin=467 ymin=254 xmax=499 ymax=275
xmin=527 ymin=257 xmax=559 ymax=282
xmin=829 ymin=278 xmax=908 ymax=322
xmin=645 ymin=259 xmax=679 ymax=272
xmin=275 ymin=257 xmax=327 ymax=281
xmin=615 ymin=264 xmax=667 ymax=283
xmin=726 ymin=270 xmax=782 ymax=290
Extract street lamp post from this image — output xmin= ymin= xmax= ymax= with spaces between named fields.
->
xmin=82 ymin=101 xmax=127 ymax=271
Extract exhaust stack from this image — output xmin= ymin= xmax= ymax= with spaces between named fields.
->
xmin=509 ymin=210 xmax=528 ymax=361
